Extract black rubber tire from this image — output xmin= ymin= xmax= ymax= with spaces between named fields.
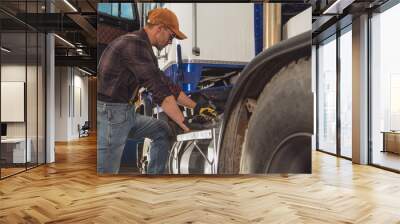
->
xmin=218 ymin=58 xmax=312 ymax=174
xmin=243 ymin=58 xmax=312 ymax=173
xmin=217 ymin=99 xmax=249 ymax=174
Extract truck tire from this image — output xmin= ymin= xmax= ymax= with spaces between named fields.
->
xmin=217 ymin=32 xmax=312 ymax=174
xmin=242 ymin=58 xmax=312 ymax=173
xmin=218 ymin=57 xmax=312 ymax=174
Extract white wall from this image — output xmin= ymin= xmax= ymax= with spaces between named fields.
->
xmin=55 ymin=67 xmax=69 ymax=141
xmin=1 ymin=82 xmax=25 ymax=122
xmin=159 ymin=3 xmax=255 ymax=69
xmin=282 ymin=7 xmax=312 ymax=40
xmin=1 ymin=65 xmax=29 ymax=138
xmin=72 ymin=73 xmax=89 ymax=138
xmin=55 ymin=67 xmax=89 ymax=141
xmin=1 ymin=65 xmax=26 ymax=82
xmin=1 ymin=65 xmax=26 ymax=141
xmin=1 ymin=63 xmax=46 ymax=164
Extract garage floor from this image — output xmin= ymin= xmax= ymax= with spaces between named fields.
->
xmin=0 ymin=134 xmax=399 ymax=223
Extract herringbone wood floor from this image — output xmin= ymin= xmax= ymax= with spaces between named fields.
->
xmin=1 ymin=135 xmax=400 ymax=223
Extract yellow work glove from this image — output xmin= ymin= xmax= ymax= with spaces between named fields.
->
xmin=194 ymin=99 xmax=217 ymax=119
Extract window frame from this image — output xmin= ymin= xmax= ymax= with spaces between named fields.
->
xmin=315 ymin=23 xmax=353 ymax=161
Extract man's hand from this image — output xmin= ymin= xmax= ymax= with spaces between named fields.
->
xmin=161 ymin=95 xmax=190 ymax=133
xmin=178 ymin=121 xmax=190 ymax=133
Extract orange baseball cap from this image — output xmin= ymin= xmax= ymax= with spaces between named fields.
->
xmin=147 ymin=8 xmax=187 ymax=40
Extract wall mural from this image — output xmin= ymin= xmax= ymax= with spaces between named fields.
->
xmin=97 ymin=3 xmax=312 ymax=175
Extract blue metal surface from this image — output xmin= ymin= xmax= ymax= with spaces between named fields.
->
xmin=254 ymin=3 xmax=264 ymax=56
xmin=163 ymin=62 xmax=245 ymax=94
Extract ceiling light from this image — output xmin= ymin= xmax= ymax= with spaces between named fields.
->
xmin=78 ymin=67 xmax=93 ymax=76
xmin=54 ymin=34 xmax=75 ymax=48
xmin=1 ymin=47 xmax=11 ymax=53
xmin=63 ymin=0 xmax=78 ymax=12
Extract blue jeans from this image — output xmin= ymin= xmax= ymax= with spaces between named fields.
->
xmin=97 ymin=101 xmax=173 ymax=174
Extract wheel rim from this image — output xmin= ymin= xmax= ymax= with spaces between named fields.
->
xmin=265 ymin=133 xmax=312 ymax=173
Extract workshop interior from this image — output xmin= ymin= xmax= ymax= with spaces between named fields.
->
xmin=0 ymin=0 xmax=400 ymax=178
xmin=97 ymin=3 xmax=312 ymax=175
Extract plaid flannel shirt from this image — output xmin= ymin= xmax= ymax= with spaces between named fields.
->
xmin=97 ymin=28 xmax=182 ymax=105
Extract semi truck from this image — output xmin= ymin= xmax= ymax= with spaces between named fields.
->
xmin=100 ymin=2 xmax=313 ymax=174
